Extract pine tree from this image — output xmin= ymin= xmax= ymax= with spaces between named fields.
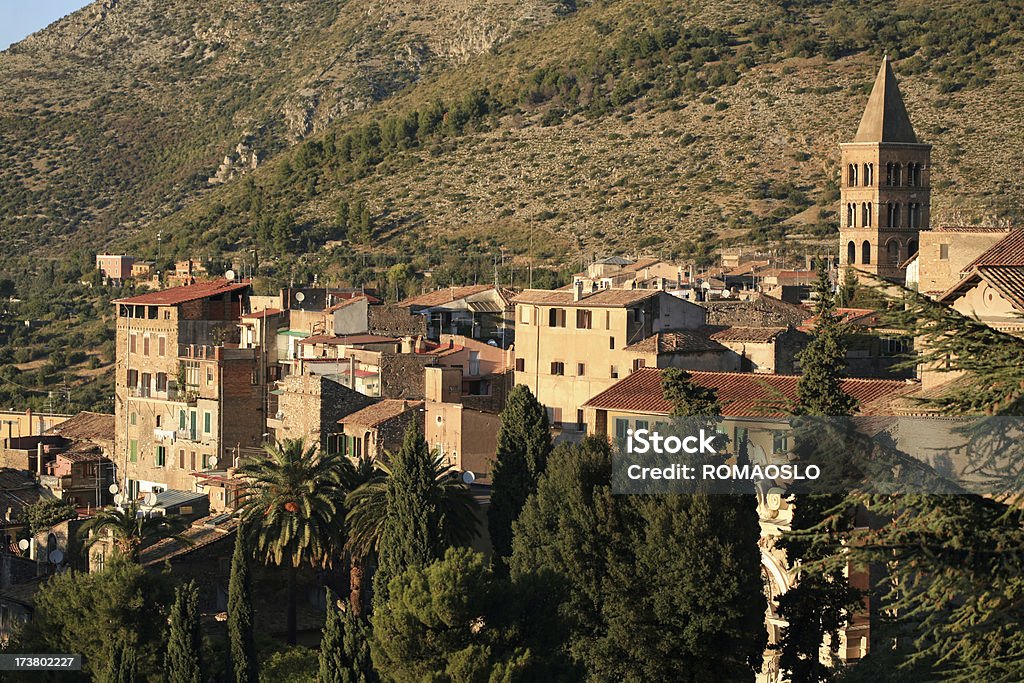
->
xmin=102 ymin=638 xmax=137 ymax=683
xmin=228 ymin=531 xmax=259 ymax=683
xmin=166 ymin=581 xmax=203 ymax=683
xmin=372 ymin=421 xmax=447 ymax=610
xmin=796 ymin=258 xmax=857 ymax=416
xmin=318 ymin=589 xmax=377 ymax=683
xmin=488 ymin=385 xmax=551 ymax=565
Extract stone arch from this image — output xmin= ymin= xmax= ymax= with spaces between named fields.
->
xmin=847 ymin=241 xmax=856 ymax=264
xmin=862 ymin=240 xmax=871 ymax=264
xmin=886 ymin=238 xmax=901 ymax=265
xmin=907 ymin=238 xmax=919 ymax=256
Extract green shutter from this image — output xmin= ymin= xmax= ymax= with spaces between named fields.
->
xmin=179 ymin=410 xmax=186 ymax=430
xmin=204 ymin=412 xmax=211 ymax=434
xmin=130 ymin=440 xmax=138 ymax=463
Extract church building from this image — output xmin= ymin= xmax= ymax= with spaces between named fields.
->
xmin=838 ymin=56 xmax=931 ymax=282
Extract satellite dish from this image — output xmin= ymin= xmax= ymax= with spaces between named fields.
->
xmin=108 ymin=483 xmax=119 ymax=494
xmin=144 ymin=492 xmax=158 ymax=506
xmin=18 ymin=539 xmax=30 ymax=551
xmin=48 ymin=549 xmax=64 ymax=565
xmin=461 ymin=470 xmax=476 ymax=485
xmin=208 ymin=456 xmax=219 ymax=469
xmin=295 ymin=291 xmax=305 ymax=303
xmin=113 ymin=493 xmax=125 ymax=505
xmin=224 ymin=269 xmax=236 ymax=281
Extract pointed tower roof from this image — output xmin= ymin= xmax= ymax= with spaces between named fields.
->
xmin=853 ymin=56 xmax=918 ymax=144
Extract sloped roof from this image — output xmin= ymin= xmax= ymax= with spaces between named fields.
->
xmin=939 ymin=231 xmax=1024 ymax=310
xmin=44 ymin=411 xmax=114 ymax=443
xmin=298 ymin=334 xmax=398 ymax=346
xmin=962 ymin=230 xmax=1024 ymax=270
xmin=853 ymin=56 xmax=919 ymax=144
xmin=582 ymin=368 xmax=915 ymax=417
xmin=113 ymin=279 xmax=249 ymax=306
xmin=513 ymin=288 xmax=660 ymax=307
xmin=626 ymin=330 xmax=728 ymax=354
xmin=399 ymin=285 xmax=513 ymax=309
xmin=339 ymin=400 xmax=423 ymax=428
xmin=707 ymin=326 xmax=789 ymax=343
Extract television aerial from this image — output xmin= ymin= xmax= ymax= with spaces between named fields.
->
xmin=17 ymin=539 xmax=29 ymax=552
xmin=143 ymin=492 xmax=158 ymax=506
xmin=462 ymin=470 xmax=476 ymax=485
xmin=225 ymin=269 xmax=236 ymax=282
xmin=48 ymin=549 xmax=64 ymax=565
xmin=108 ymin=483 xmax=119 ymax=495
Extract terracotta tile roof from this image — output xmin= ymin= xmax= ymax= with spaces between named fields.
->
xmin=58 ymin=446 xmax=111 ymax=464
xmin=963 ymin=230 xmax=1024 ymax=269
xmin=113 ymin=279 xmax=249 ymax=306
xmin=942 ymin=266 xmax=1024 ymax=312
xmin=931 ymin=226 xmax=1012 ymax=233
xmin=44 ymin=411 xmax=114 ymax=443
xmin=339 ymin=400 xmax=423 ymax=428
xmin=707 ymin=326 xmax=788 ymax=343
xmin=140 ymin=515 xmax=238 ymax=567
xmin=399 ymin=285 xmax=513 ymax=309
xmin=298 ymin=334 xmax=398 ymax=346
xmin=513 ymin=288 xmax=660 ymax=307
xmin=582 ymin=368 xmax=916 ymax=417
xmin=626 ymin=330 xmax=727 ymax=354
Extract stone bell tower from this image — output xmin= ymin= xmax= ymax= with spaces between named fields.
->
xmin=838 ymin=56 xmax=931 ymax=282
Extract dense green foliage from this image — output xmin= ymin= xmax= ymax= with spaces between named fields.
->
xmin=166 ymin=581 xmax=204 ymax=683
xmin=488 ymin=385 xmax=552 ymax=565
xmin=78 ymin=501 xmax=191 ymax=561
xmin=372 ymin=422 xmax=473 ymax=610
xmin=373 ymin=547 xmax=575 ymax=682
xmin=318 ymin=589 xmax=377 ymax=683
xmin=229 ymin=530 xmax=260 ymax=683
xmin=15 ymin=559 xmax=172 ymax=679
xmin=24 ymin=497 xmax=77 ymax=535
xmin=511 ymin=436 xmax=766 ymax=681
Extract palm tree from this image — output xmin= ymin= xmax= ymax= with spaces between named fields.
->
xmin=235 ymin=438 xmax=350 ymax=645
xmin=345 ymin=448 xmax=478 ymax=615
xmin=79 ymin=501 xmax=191 ymax=562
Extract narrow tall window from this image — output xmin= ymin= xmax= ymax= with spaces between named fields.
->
xmin=847 ymin=203 xmax=856 ymax=227
xmin=847 ymin=241 xmax=856 ymax=264
xmin=862 ymin=241 xmax=871 ymax=265
xmin=862 ymin=202 xmax=872 ymax=227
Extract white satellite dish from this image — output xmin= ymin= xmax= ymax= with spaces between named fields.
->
xmin=295 ymin=291 xmax=305 ymax=302
xmin=108 ymin=483 xmax=119 ymax=494
xmin=144 ymin=492 xmax=158 ymax=506
xmin=208 ymin=456 xmax=219 ymax=469
xmin=48 ymin=549 xmax=64 ymax=565
xmin=225 ymin=269 xmax=236 ymax=282
xmin=113 ymin=493 xmax=125 ymax=505
xmin=461 ymin=470 xmax=476 ymax=485
xmin=18 ymin=539 xmax=30 ymax=552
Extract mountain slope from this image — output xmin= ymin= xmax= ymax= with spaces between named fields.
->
xmin=0 ymin=0 xmax=576 ymax=254
xmin=2 ymin=0 xmax=1023 ymax=272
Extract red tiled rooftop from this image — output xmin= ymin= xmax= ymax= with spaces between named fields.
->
xmin=298 ymin=334 xmax=398 ymax=346
xmin=399 ymin=285 xmax=513 ymax=308
xmin=44 ymin=411 xmax=114 ymax=442
xmin=240 ymin=308 xmax=283 ymax=319
xmin=113 ymin=279 xmax=249 ymax=306
xmin=963 ymin=229 xmax=1024 ymax=269
xmin=582 ymin=368 xmax=916 ymax=417
xmin=707 ymin=326 xmax=789 ymax=343
xmin=626 ymin=330 xmax=727 ymax=354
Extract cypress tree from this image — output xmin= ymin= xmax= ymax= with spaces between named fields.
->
xmin=319 ymin=589 xmax=377 ymax=683
xmin=373 ymin=421 xmax=445 ymax=610
xmin=228 ymin=530 xmax=258 ymax=683
xmin=488 ymin=385 xmax=551 ymax=565
xmin=102 ymin=638 xmax=137 ymax=683
xmin=166 ymin=581 xmax=203 ymax=683
xmin=796 ymin=259 xmax=857 ymax=416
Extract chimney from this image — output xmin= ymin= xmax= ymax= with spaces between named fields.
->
xmin=401 ymin=336 xmax=415 ymax=354
xmin=415 ymin=335 xmax=426 ymax=353
xmin=36 ymin=443 xmax=44 ymax=476
xmin=349 ymin=356 xmax=356 ymax=389
xmin=573 ymin=280 xmax=584 ymax=302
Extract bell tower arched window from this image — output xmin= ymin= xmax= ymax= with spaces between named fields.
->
xmin=887 ymin=239 xmax=901 ymax=265
xmin=848 ymin=164 xmax=858 ymax=186
xmin=862 ymin=202 xmax=872 ymax=227
xmin=864 ymin=163 xmax=873 ymax=186
xmin=862 ymin=241 xmax=871 ymax=265
xmin=847 ymin=241 xmax=856 ymax=264
xmin=847 ymin=203 xmax=856 ymax=227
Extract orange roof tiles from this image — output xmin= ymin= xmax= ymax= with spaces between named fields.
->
xmin=707 ymin=326 xmax=788 ymax=343
xmin=626 ymin=330 xmax=727 ymax=354
xmin=298 ymin=334 xmax=398 ymax=346
xmin=963 ymin=230 xmax=1024 ymax=269
xmin=399 ymin=285 xmax=512 ymax=308
xmin=582 ymin=368 xmax=916 ymax=418
xmin=113 ymin=279 xmax=249 ymax=306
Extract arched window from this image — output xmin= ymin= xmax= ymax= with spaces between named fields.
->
xmin=847 ymin=203 xmax=856 ymax=227
xmin=887 ymin=239 xmax=901 ymax=265
xmin=862 ymin=202 xmax=872 ymax=227
xmin=849 ymin=164 xmax=858 ymax=186
xmin=888 ymin=202 xmax=901 ymax=228
xmin=914 ymin=164 xmax=923 ymax=186
xmin=864 ymin=163 xmax=874 ymax=186
xmin=908 ymin=203 xmax=919 ymax=228
xmin=886 ymin=162 xmax=894 ymax=186
xmin=893 ymin=163 xmax=902 ymax=186
xmin=847 ymin=241 xmax=856 ymax=264
xmin=907 ymin=238 xmax=919 ymax=256
xmin=906 ymin=163 xmax=916 ymax=187
xmin=862 ymin=241 xmax=871 ymax=265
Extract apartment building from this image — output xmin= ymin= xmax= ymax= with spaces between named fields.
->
xmin=113 ymin=279 xmax=264 ymax=499
xmin=511 ymin=284 xmax=707 ymax=431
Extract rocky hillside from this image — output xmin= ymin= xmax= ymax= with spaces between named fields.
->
xmin=0 ymin=0 xmax=576 ymax=254
xmin=2 ymin=0 xmax=1023 ymax=273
